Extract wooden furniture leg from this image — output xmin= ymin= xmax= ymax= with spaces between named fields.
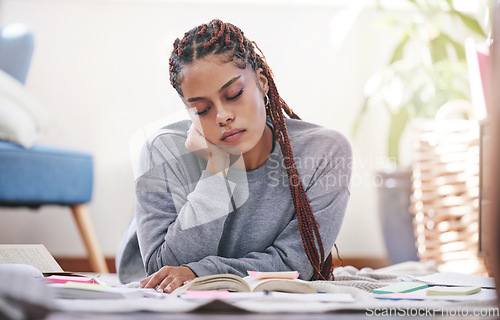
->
xmin=71 ymin=204 xmax=109 ymax=273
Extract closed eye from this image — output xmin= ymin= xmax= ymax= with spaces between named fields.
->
xmin=194 ymin=106 xmax=211 ymax=116
xmin=227 ymin=89 xmax=243 ymax=101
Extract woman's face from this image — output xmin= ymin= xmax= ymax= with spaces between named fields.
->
xmin=179 ymin=55 xmax=270 ymax=158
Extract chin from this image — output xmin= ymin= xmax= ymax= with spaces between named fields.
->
xmin=219 ymin=144 xmax=243 ymax=155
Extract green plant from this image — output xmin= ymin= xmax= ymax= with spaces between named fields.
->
xmin=353 ymin=0 xmax=487 ymax=166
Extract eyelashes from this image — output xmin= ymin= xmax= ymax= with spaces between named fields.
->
xmin=195 ymin=107 xmax=210 ymax=116
xmin=194 ymin=89 xmax=244 ymax=116
xmin=227 ymin=89 xmax=243 ymax=101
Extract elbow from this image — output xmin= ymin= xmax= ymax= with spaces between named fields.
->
xmin=144 ymin=243 xmax=181 ymax=275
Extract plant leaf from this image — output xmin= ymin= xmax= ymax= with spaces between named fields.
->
xmin=451 ymin=10 xmax=486 ymax=37
xmin=389 ymin=31 xmax=411 ymax=64
xmin=441 ymin=33 xmax=466 ymax=60
xmin=352 ymin=97 xmax=371 ymax=138
xmin=387 ymin=106 xmax=410 ymax=165
xmin=445 ymin=0 xmax=455 ymax=11
xmin=430 ymin=34 xmax=449 ymax=63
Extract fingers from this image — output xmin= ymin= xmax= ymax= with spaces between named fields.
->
xmin=157 ymin=276 xmax=185 ymax=293
xmin=139 ymin=268 xmax=168 ymax=289
xmin=138 ymin=266 xmax=196 ymax=293
xmin=139 ymin=274 xmax=153 ymax=288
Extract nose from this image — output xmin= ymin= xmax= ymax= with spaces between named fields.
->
xmin=216 ymin=105 xmax=234 ymax=126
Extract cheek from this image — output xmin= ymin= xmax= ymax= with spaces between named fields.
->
xmin=247 ymin=89 xmax=265 ymax=113
xmin=251 ymin=94 xmax=267 ymax=119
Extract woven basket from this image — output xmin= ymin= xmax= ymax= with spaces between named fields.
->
xmin=410 ymin=116 xmax=486 ymax=274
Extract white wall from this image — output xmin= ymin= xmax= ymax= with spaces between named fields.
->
xmin=0 ymin=0 xmax=407 ymax=259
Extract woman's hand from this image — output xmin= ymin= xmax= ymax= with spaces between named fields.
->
xmin=185 ymin=124 xmax=232 ymax=175
xmin=139 ymin=266 xmax=196 ymax=293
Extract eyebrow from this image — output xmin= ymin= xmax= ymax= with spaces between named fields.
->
xmin=186 ymin=76 xmax=241 ymax=103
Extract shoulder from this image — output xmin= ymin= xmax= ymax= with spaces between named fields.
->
xmin=284 ymin=119 xmax=352 ymax=190
xmin=284 ymin=118 xmax=352 ymax=159
xmin=143 ymin=119 xmax=192 ymax=153
xmin=148 ymin=119 xmax=191 ymax=146
xmin=137 ymin=119 xmax=193 ymax=170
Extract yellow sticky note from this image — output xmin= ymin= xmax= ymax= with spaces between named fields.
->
xmin=62 ymin=281 xmax=110 ymax=292
xmin=426 ymin=286 xmax=481 ymax=296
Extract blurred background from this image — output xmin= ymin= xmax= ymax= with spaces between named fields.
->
xmin=0 ymin=0 xmax=491 ymax=272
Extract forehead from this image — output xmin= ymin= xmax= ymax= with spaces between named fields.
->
xmin=179 ymin=56 xmax=252 ymax=97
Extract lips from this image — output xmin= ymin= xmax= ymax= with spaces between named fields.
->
xmin=221 ymin=128 xmax=245 ymax=142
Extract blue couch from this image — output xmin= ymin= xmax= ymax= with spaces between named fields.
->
xmin=0 ymin=24 xmax=108 ymax=273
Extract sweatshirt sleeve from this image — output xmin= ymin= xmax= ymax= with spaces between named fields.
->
xmin=185 ymin=188 xmax=350 ymax=280
xmin=135 ymin=130 xmax=248 ymax=275
xmin=185 ymin=131 xmax=352 ymax=280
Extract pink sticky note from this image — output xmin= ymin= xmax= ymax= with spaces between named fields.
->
xmin=184 ymin=290 xmax=232 ymax=298
xmin=247 ymin=271 xmax=299 ymax=280
xmin=44 ymin=275 xmax=98 ymax=284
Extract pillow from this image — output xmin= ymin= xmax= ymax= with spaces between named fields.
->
xmin=0 ymin=96 xmax=39 ymax=147
xmin=0 ymin=69 xmax=51 ymax=148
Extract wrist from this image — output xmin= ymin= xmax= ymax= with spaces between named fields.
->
xmin=206 ymin=148 xmax=230 ymax=176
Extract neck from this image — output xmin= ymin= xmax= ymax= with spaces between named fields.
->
xmin=242 ymin=124 xmax=273 ymax=171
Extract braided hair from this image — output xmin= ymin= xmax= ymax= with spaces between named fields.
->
xmin=169 ymin=19 xmax=333 ymax=280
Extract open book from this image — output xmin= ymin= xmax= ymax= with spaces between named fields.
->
xmin=0 ymin=244 xmax=63 ymax=274
xmin=0 ymin=244 xmax=136 ymax=299
xmin=172 ymin=272 xmax=317 ymax=295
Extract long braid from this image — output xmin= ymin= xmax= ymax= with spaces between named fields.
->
xmin=264 ymin=71 xmax=327 ymax=279
xmin=169 ymin=19 xmax=333 ymax=280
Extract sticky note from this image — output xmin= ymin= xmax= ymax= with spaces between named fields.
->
xmin=62 ymin=282 xmax=110 ymax=292
xmin=247 ymin=271 xmax=299 ymax=280
xmin=426 ymin=286 xmax=481 ymax=296
xmin=372 ymin=282 xmax=428 ymax=294
xmin=45 ymin=275 xmax=98 ymax=284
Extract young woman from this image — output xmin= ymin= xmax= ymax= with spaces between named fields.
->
xmin=116 ymin=19 xmax=352 ymax=293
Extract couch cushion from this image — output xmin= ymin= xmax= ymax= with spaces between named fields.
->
xmin=0 ymin=141 xmax=93 ymax=206
xmin=0 ymin=69 xmax=52 ymax=148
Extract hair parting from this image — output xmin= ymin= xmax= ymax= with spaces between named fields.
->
xmin=168 ymin=19 xmax=334 ymax=280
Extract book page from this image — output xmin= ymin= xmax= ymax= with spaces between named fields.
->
xmin=172 ymin=274 xmax=250 ymax=296
xmin=0 ymin=244 xmax=63 ymax=273
xmin=243 ymin=276 xmax=316 ymax=294
xmin=411 ymin=272 xmax=495 ymax=288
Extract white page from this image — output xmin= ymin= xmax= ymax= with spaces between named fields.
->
xmin=411 ymin=272 xmax=496 ymax=288
xmin=53 ymin=296 xmax=209 ymax=313
xmin=268 ymin=292 xmax=355 ymax=303
xmin=180 ymin=291 xmax=355 ymax=303
xmin=375 ymin=288 xmax=497 ymax=302
xmin=0 ymin=244 xmax=63 ymax=273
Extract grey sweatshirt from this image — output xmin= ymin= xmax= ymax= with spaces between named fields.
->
xmin=116 ymin=118 xmax=351 ymax=283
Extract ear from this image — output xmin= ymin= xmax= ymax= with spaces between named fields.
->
xmin=256 ymin=68 xmax=268 ymax=95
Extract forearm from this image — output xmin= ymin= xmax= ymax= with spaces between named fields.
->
xmin=137 ymin=170 xmax=239 ymax=275
xmin=185 ymin=248 xmax=314 ymax=280
xmin=185 ymin=187 xmax=350 ymax=280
